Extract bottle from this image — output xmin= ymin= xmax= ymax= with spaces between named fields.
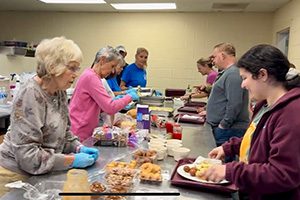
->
xmin=62 ymin=169 xmax=91 ymax=200
xmin=0 ymin=87 xmax=4 ymax=105
xmin=0 ymin=87 xmax=8 ymax=105
xmin=165 ymin=121 xmax=173 ymax=139
xmin=186 ymin=84 xmax=192 ymax=102
xmin=172 ymin=123 xmax=182 ymax=140
xmin=186 ymin=84 xmax=192 ymax=94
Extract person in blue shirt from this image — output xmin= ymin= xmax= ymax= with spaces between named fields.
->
xmin=106 ymin=58 xmax=127 ymax=96
xmin=120 ymin=47 xmax=148 ymax=89
xmin=115 ymin=45 xmax=128 ymax=85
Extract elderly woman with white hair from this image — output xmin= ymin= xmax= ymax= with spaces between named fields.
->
xmin=0 ymin=36 xmax=99 ymax=196
xmin=69 ymin=46 xmax=139 ymax=141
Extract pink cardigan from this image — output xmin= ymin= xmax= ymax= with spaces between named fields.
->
xmin=69 ymin=68 xmax=132 ymax=141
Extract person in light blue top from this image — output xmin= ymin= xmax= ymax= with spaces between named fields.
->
xmin=120 ymin=47 xmax=148 ymax=89
xmin=106 ymin=57 xmax=126 ymax=96
xmin=107 ymin=76 xmax=121 ymax=92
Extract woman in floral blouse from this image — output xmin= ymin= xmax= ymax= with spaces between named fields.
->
xmin=0 ymin=37 xmax=99 ymax=196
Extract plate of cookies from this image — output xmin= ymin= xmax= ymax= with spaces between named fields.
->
xmin=177 ymin=156 xmax=229 ymax=184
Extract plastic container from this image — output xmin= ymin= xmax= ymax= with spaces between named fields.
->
xmin=62 ymin=169 xmax=91 ymax=200
xmin=0 ymin=86 xmax=8 ymax=105
xmin=173 ymin=147 xmax=191 ymax=161
xmin=172 ymin=123 xmax=182 ymax=140
xmin=23 ymin=180 xmax=64 ymax=200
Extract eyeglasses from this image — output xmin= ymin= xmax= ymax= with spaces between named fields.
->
xmin=66 ymin=65 xmax=81 ymax=73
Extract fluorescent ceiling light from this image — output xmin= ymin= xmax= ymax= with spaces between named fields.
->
xmin=39 ymin=0 xmax=106 ymax=4
xmin=111 ymin=3 xmax=176 ymax=10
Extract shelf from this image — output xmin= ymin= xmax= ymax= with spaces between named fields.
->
xmin=0 ymin=46 xmax=35 ymax=57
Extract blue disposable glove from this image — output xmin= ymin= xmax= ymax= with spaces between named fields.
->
xmin=125 ymin=88 xmax=137 ymax=94
xmin=113 ymin=95 xmax=124 ymax=101
xmin=127 ymin=90 xmax=139 ymax=101
xmin=80 ymin=146 xmax=99 ymax=161
xmin=72 ymin=153 xmax=95 ymax=168
xmin=125 ymin=104 xmax=133 ymax=110
xmin=154 ymin=90 xmax=162 ymax=96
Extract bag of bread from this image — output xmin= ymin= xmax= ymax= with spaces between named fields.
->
xmin=126 ymin=108 xmax=137 ymax=119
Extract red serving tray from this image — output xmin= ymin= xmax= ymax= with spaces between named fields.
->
xmin=165 ymin=88 xmax=186 ymax=97
xmin=173 ymin=113 xmax=205 ymax=124
xmin=170 ymin=158 xmax=238 ymax=193
xmin=177 ymin=106 xmax=199 ymax=113
xmin=184 ymin=101 xmax=206 ymax=107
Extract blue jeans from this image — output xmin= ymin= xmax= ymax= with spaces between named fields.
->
xmin=212 ymin=127 xmax=246 ymax=162
xmin=212 ymin=127 xmax=246 ymax=147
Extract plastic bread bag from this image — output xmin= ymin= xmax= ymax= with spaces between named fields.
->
xmin=114 ymin=113 xmax=137 ymax=130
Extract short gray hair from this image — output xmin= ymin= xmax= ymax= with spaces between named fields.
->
xmin=35 ymin=36 xmax=83 ymax=79
xmin=92 ymin=46 xmax=121 ymax=66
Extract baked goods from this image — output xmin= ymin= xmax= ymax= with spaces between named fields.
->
xmin=90 ymin=181 xmax=106 ymax=200
xmin=126 ymin=109 xmax=137 ymax=119
xmin=90 ymin=181 xmax=106 ymax=193
xmin=105 ymin=167 xmax=136 ymax=188
xmin=106 ymin=160 xmax=137 ymax=171
xmin=139 ymin=163 xmax=162 ymax=182
xmin=133 ymin=149 xmax=157 ymax=166
xmin=92 ymin=126 xmax=128 ymax=147
xmin=120 ymin=121 xmax=136 ymax=130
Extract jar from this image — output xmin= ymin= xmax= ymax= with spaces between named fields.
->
xmin=62 ymin=169 xmax=91 ymax=200
xmin=172 ymin=123 xmax=182 ymax=140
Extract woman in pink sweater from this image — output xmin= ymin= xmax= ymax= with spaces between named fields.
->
xmin=69 ymin=47 xmax=139 ymax=141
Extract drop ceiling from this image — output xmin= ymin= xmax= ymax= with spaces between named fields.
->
xmin=0 ymin=0 xmax=290 ymax=12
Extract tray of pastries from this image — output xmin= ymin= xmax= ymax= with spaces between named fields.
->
xmin=133 ymin=149 xmax=157 ymax=166
xmin=106 ymin=160 xmax=137 ymax=171
xmin=139 ymin=163 xmax=162 ymax=183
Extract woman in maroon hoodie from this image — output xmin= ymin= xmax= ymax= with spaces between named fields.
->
xmin=200 ymin=44 xmax=300 ymax=200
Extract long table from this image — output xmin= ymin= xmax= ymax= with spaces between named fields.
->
xmin=0 ymin=122 xmax=235 ymax=200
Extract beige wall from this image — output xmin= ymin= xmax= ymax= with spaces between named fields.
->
xmin=273 ymin=0 xmax=300 ymax=68
xmin=0 ymin=12 xmax=272 ymax=91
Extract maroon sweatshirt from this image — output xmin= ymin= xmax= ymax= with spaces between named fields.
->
xmin=223 ymin=87 xmax=300 ymax=200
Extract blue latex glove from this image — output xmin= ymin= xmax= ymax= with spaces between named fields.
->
xmin=113 ymin=95 xmax=124 ymax=100
xmin=72 ymin=153 xmax=95 ymax=168
xmin=125 ymin=103 xmax=133 ymax=110
xmin=154 ymin=90 xmax=162 ymax=96
xmin=80 ymin=146 xmax=99 ymax=161
xmin=127 ymin=90 xmax=139 ymax=101
xmin=125 ymin=88 xmax=137 ymax=94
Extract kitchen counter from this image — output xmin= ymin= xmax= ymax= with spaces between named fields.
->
xmin=0 ymin=122 xmax=235 ymax=200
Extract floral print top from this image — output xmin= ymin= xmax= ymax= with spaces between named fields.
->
xmin=0 ymin=78 xmax=81 ymax=175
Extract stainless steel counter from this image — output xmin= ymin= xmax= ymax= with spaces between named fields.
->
xmin=0 ymin=122 xmax=234 ymax=200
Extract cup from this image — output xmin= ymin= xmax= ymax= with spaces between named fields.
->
xmin=165 ymin=122 xmax=173 ymax=133
xmin=156 ymin=147 xmax=167 ymax=160
xmin=173 ymin=147 xmax=191 ymax=161
xmin=167 ymin=143 xmax=183 ymax=156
